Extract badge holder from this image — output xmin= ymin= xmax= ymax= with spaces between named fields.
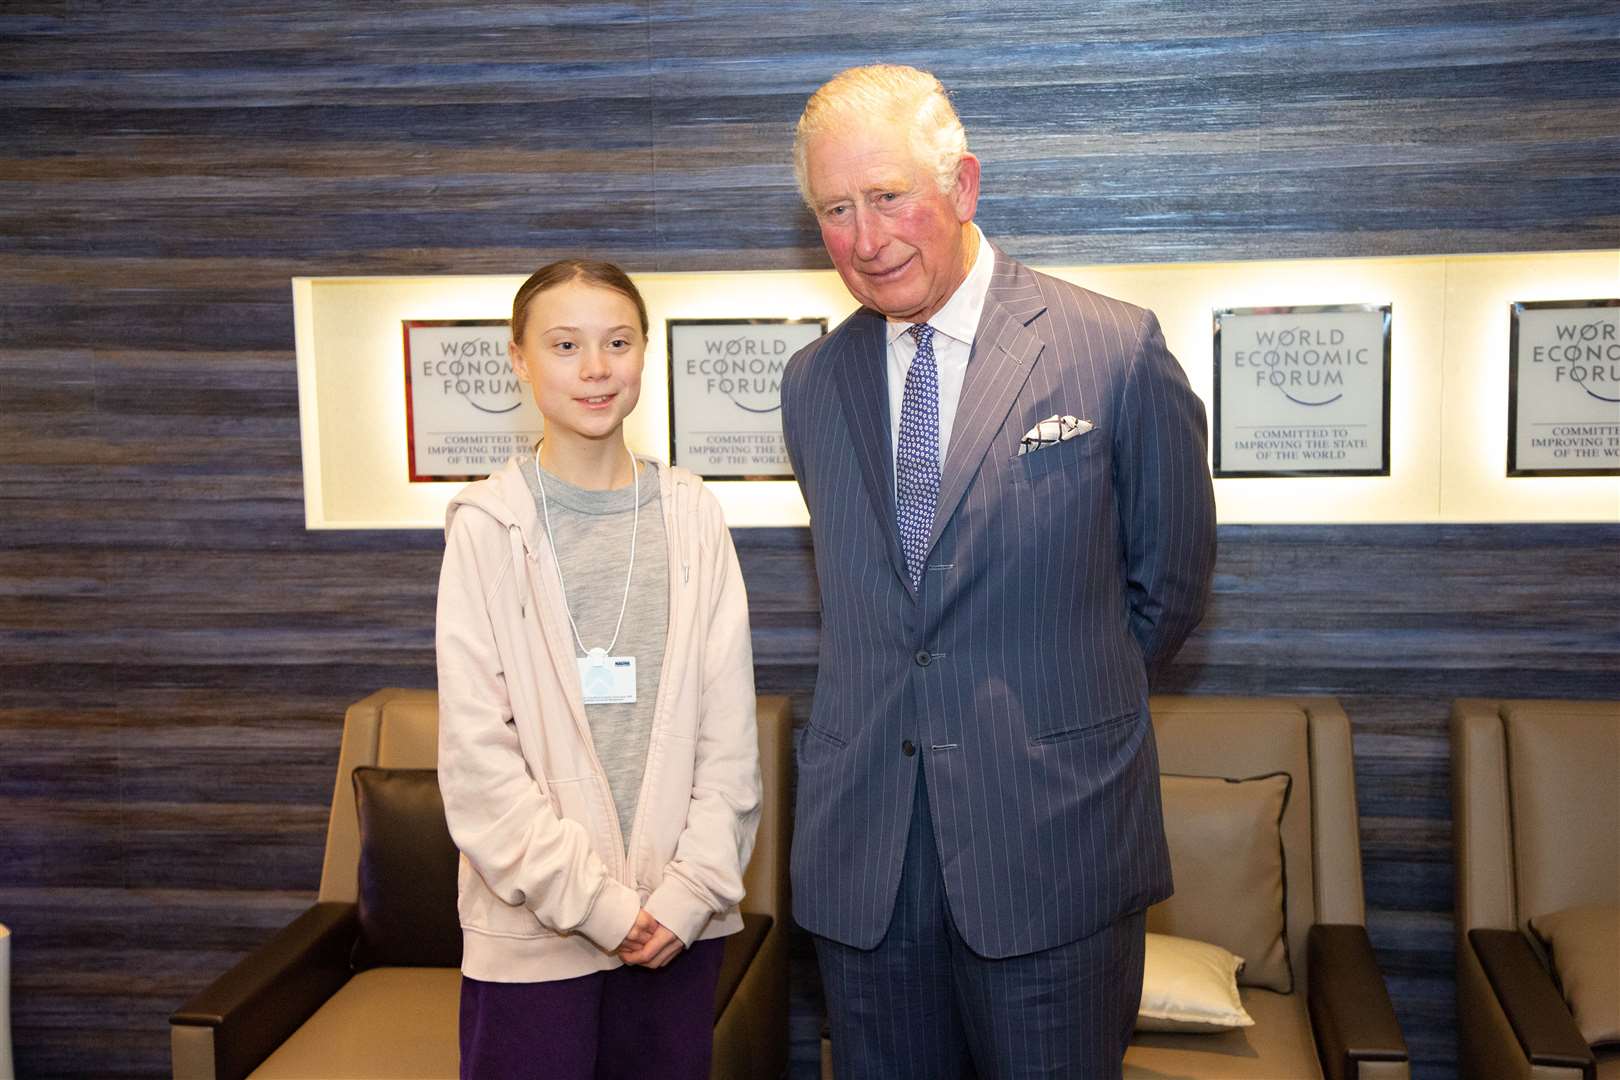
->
xmin=578 ymin=647 xmax=637 ymax=705
xmin=534 ymin=442 xmax=641 ymax=706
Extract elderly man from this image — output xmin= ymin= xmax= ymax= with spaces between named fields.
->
xmin=780 ymin=65 xmax=1217 ymax=1078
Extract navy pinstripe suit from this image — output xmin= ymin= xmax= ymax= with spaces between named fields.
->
xmin=783 ymin=247 xmax=1216 ymax=1071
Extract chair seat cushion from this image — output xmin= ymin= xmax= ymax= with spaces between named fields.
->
xmin=249 ymin=967 xmax=461 ymax=1079
xmin=1127 ymin=988 xmax=1321 ymax=1079
xmin=250 ymin=924 xmax=774 ymax=1078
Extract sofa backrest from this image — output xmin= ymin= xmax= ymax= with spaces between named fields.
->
xmin=318 ymin=689 xmax=438 ymax=903
xmin=318 ymin=689 xmax=790 ymax=924
xmin=1454 ymin=698 xmax=1619 ymax=932
xmin=1148 ymin=695 xmax=1365 ymax=990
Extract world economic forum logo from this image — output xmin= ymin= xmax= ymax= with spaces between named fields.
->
xmin=1228 ymin=325 xmax=1372 ymax=407
xmin=1532 ymin=317 xmax=1620 ymax=404
xmin=689 ymin=336 xmax=789 ymax=414
xmin=424 ymin=336 xmax=525 ymax=414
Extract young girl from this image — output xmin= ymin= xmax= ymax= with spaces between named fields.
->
xmin=435 ymin=259 xmax=760 ymax=1079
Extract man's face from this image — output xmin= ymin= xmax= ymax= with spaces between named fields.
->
xmin=804 ymin=121 xmax=979 ymax=324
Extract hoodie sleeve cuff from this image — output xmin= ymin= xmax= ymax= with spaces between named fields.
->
xmin=577 ymin=879 xmax=641 ymax=954
xmin=644 ymin=875 xmax=713 ymax=948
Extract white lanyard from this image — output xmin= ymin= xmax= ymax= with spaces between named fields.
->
xmin=532 ymin=441 xmax=638 ymax=663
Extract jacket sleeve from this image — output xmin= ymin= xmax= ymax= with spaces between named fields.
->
xmin=1113 ymin=309 xmax=1218 ymax=672
xmin=435 ymin=509 xmax=640 ymax=953
xmin=643 ymin=491 xmax=761 ymax=946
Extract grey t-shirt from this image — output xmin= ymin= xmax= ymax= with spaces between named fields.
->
xmin=523 ymin=456 xmax=669 ymax=850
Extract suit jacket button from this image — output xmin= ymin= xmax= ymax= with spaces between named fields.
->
xmin=914 ymin=650 xmax=932 ymax=667
xmin=902 ymin=740 xmax=917 ymax=757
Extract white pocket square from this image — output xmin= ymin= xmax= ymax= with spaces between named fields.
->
xmin=1018 ymin=415 xmax=1093 ymax=455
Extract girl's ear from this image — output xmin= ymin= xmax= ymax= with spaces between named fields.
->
xmin=509 ymin=340 xmax=532 ymax=384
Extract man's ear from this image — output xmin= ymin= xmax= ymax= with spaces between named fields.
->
xmin=951 ymin=152 xmax=981 ymax=224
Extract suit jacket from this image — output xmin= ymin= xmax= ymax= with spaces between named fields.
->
xmin=781 ymin=248 xmax=1217 ymax=959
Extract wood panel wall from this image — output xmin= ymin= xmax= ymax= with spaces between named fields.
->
xmin=3 ymin=4 xmax=1617 ymax=1077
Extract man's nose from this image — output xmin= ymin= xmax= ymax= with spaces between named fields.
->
xmin=852 ymin=208 xmax=885 ymax=261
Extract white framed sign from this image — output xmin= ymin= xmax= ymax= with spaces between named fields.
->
xmin=402 ymin=318 xmax=541 ymax=482
xmin=1507 ymin=299 xmax=1620 ymax=476
xmin=1213 ymin=304 xmax=1392 ymax=477
xmin=667 ymin=318 xmax=826 ymax=480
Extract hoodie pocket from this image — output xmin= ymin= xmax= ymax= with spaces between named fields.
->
xmin=456 ymin=854 xmax=551 ymax=939
xmin=550 ymin=774 xmax=622 ymax=873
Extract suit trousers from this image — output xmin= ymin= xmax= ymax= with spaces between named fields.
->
xmin=815 ymin=764 xmax=1147 ymax=1080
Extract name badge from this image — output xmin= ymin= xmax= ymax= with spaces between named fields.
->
xmin=578 ymin=648 xmax=636 ymax=705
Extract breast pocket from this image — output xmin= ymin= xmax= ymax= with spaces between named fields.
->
xmin=1010 ymin=431 xmax=1104 ymax=485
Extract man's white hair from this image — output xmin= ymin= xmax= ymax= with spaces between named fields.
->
xmin=793 ymin=64 xmax=969 ymax=207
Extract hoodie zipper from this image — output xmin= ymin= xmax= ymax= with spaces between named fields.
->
xmin=510 ymin=516 xmax=634 ymax=882
xmin=620 ymin=469 xmax=691 ymax=889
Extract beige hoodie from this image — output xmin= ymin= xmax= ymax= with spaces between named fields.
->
xmin=436 ymin=455 xmax=759 ymax=983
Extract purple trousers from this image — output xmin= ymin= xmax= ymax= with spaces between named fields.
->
xmin=459 ymin=937 xmax=725 ymax=1080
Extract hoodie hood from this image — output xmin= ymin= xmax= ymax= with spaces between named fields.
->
xmin=444 ymin=454 xmax=540 ymax=548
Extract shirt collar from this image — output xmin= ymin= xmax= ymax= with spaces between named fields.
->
xmin=885 ymin=223 xmax=994 ymax=347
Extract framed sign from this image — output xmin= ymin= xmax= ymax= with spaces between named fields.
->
xmin=667 ymin=318 xmax=826 ymax=480
xmin=1213 ymin=303 xmax=1392 ymax=477
xmin=402 ymin=319 xmax=541 ymax=482
xmin=1507 ymin=299 xmax=1620 ymax=476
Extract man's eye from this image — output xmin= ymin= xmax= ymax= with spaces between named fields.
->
xmin=824 ymin=205 xmax=847 ymax=219
xmin=880 ymin=192 xmax=898 ymax=202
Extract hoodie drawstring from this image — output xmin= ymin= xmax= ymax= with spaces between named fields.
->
xmin=509 ymin=524 xmax=533 ymax=618
xmin=673 ymin=476 xmax=690 ymax=584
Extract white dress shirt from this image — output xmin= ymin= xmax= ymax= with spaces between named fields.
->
xmin=886 ymin=223 xmax=994 ymax=477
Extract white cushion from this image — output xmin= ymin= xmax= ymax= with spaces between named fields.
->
xmin=1136 ymin=933 xmax=1255 ymax=1033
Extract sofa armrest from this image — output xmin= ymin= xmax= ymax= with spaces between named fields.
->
xmin=1307 ymin=925 xmax=1409 ymax=1080
xmin=1469 ymin=928 xmax=1596 ymax=1080
xmin=170 ymin=902 xmax=358 ymax=1080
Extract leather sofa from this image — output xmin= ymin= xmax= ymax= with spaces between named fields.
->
xmin=1452 ymin=697 xmax=1619 ymax=1080
xmin=1126 ymin=695 xmax=1409 ymax=1080
xmin=171 ymin=688 xmax=791 ymax=1080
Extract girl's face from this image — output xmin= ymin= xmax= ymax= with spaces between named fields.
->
xmin=511 ymin=279 xmax=645 ymax=448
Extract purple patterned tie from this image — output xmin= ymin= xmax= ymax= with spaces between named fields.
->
xmin=896 ymin=323 xmax=940 ymax=589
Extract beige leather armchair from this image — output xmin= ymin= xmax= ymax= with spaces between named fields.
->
xmin=1125 ymin=695 xmax=1409 ymax=1080
xmin=1452 ymin=698 xmax=1619 ymax=1080
xmin=1 ymin=922 xmax=13 ymax=1080
xmin=171 ymin=689 xmax=791 ymax=1080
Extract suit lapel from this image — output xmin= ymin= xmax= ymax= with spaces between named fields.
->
xmin=928 ymin=253 xmax=1048 ymax=552
xmin=831 ymin=309 xmax=911 ymax=589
